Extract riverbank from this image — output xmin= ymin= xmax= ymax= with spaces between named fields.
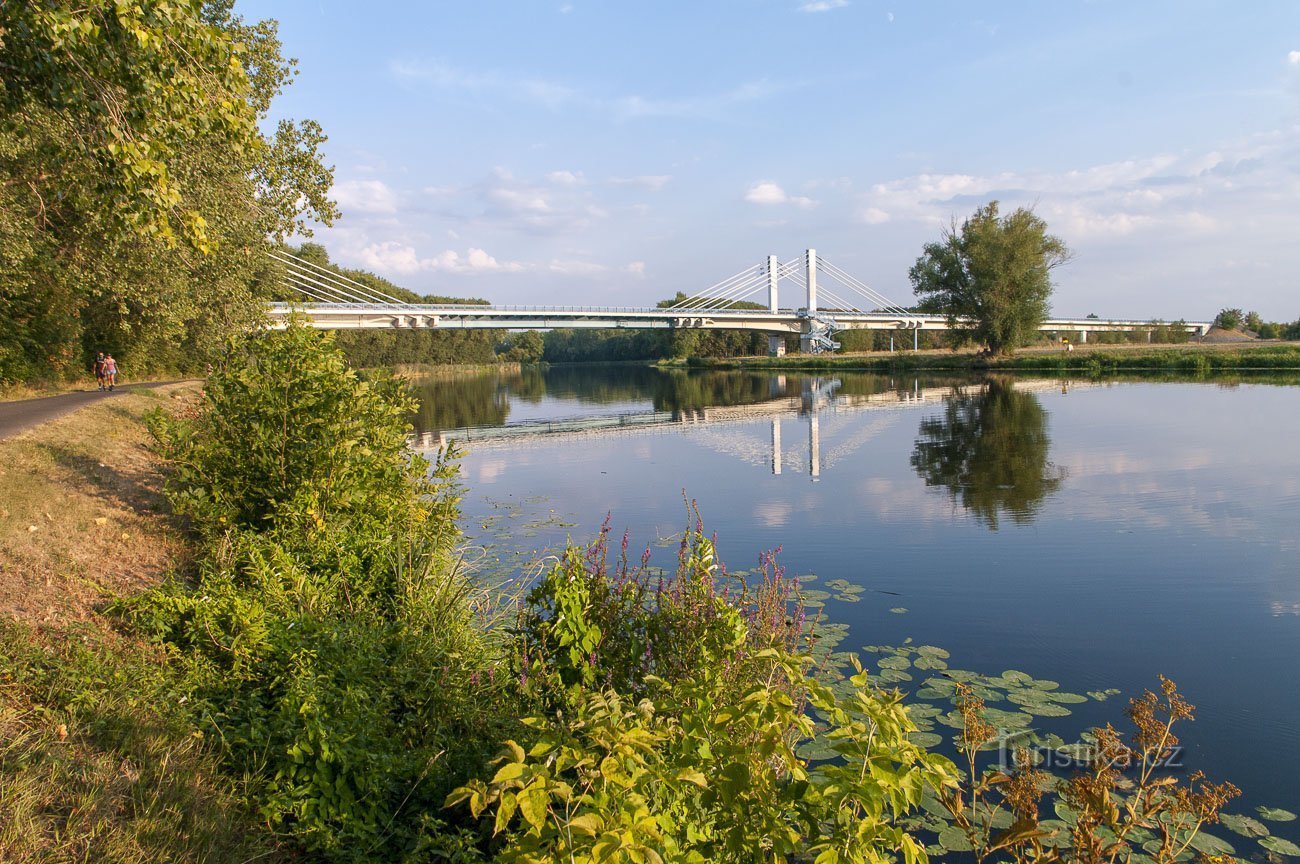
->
xmin=0 ymin=382 xmax=276 ymax=862
xmin=660 ymin=339 xmax=1300 ymax=373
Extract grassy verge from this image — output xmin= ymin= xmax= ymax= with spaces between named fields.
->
xmin=0 ymin=383 xmax=278 ymax=863
xmin=661 ymin=340 xmax=1300 ymax=373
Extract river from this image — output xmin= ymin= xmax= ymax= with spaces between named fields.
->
xmin=411 ymin=365 xmax=1300 ymax=828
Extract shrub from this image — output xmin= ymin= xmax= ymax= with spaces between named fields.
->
xmin=123 ymin=324 xmax=511 ymax=860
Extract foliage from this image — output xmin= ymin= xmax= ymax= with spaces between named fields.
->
xmin=910 ymin=378 xmax=1064 ymax=529
xmin=498 ymin=331 xmax=546 ymax=363
xmin=0 ymin=2 xmax=336 ymax=385
xmin=123 ymin=324 xmax=510 ymax=860
xmin=455 ymin=520 xmax=955 ymax=864
xmin=0 ymin=620 xmax=277 ymax=863
xmin=937 ymin=678 xmax=1240 ymax=864
xmin=910 ymin=201 xmax=1070 ymax=355
xmin=1214 ymin=308 xmax=1244 ymax=331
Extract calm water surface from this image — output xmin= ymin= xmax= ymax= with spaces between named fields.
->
xmin=413 ymin=366 xmax=1300 ymax=817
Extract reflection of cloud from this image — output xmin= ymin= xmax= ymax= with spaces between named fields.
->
xmin=477 ymin=459 xmax=507 ymax=483
xmin=754 ymin=500 xmax=794 ymax=528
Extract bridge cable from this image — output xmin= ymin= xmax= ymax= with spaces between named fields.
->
xmin=281 ymin=273 xmax=357 ymax=305
xmin=275 ymin=257 xmax=395 ymax=306
xmin=279 ymin=264 xmax=383 ymax=305
xmin=272 ymin=249 xmax=408 ymax=305
xmin=667 ymin=263 xmax=765 ymax=309
xmin=817 ymin=258 xmax=918 ymax=319
xmin=273 ymin=254 xmax=405 ymax=306
xmin=270 ymin=250 xmax=408 ymax=305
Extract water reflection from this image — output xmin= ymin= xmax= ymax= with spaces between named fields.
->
xmin=910 ymin=377 xmax=1065 ymax=529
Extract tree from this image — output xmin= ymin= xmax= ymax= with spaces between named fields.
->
xmin=909 ymin=201 xmax=1070 ymax=355
xmin=1214 ymin=308 xmax=1244 ymax=330
xmin=0 ymin=2 xmax=337 ymax=384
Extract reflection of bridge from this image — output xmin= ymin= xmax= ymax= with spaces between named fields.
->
xmin=271 ymin=250 xmax=1210 ymax=353
xmin=411 ymin=378 xmax=1098 ymax=480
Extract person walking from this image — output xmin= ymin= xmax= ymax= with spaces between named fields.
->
xmin=92 ymin=352 xmax=106 ymax=391
xmin=102 ymin=354 xmax=118 ymax=391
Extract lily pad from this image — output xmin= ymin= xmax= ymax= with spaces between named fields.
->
xmin=1261 ymin=837 xmax=1300 ymax=856
xmin=1007 ymin=690 xmax=1054 ymax=707
xmin=1219 ymin=814 xmax=1269 ymax=838
xmin=1259 ymin=807 xmax=1298 ymax=822
xmin=1001 ymin=670 xmax=1035 ymax=685
xmin=889 ymin=607 xmax=908 ymax=614
xmin=878 ymin=655 xmax=911 ymax=670
xmin=835 ymin=593 xmax=861 ymax=602
xmin=878 ymin=668 xmax=913 ymax=684
xmin=916 ymin=645 xmax=951 ymax=659
xmin=938 ymin=826 xmax=973 ymax=853
xmin=1188 ymin=832 xmax=1235 ymax=856
xmin=1018 ymin=702 xmax=1072 ymax=718
xmin=908 ymin=732 xmax=943 ymax=748
xmin=914 ymin=655 xmax=948 ymax=671
xmin=1028 ymin=679 xmax=1061 ymax=691
xmin=1046 ymin=691 xmax=1088 ymax=704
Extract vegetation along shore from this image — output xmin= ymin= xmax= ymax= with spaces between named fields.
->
xmin=4 ymin=325 xmax=1297 ymax=862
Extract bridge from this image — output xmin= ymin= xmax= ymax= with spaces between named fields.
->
xmin=269 ymin=249 xmax=1211 ymax=353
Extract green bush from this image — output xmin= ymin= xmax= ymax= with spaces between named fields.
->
xmin=123 ymin=324 xmax=511 ymax=860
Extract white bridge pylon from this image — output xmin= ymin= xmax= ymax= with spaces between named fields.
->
xmin=268 ymin=248 xmax=1211 ymax=351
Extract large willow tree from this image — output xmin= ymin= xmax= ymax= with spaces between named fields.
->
xmin=909 ymin=201 xmax=1070 ymax=355
xmin=0 ymin=1 xmax=338 ymax=383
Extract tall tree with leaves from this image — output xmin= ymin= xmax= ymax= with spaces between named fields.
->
xmin=0 ymin=1 xmax=337 ymax=383
xmin=909 ymin=201 xmax=1070 ymax=355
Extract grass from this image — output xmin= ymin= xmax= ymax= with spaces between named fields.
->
xmin=0 ymin=383 xmax=282 ymax=863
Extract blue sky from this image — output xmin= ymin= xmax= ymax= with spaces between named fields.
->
xmin=242 ymin=0 xmax=1300 ymax=319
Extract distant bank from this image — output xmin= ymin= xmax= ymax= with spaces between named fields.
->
xmin=659 ymin=341 xmax=1300 ymax=374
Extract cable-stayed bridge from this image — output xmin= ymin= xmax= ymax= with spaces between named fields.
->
xmin=269 ymin=249 xmax=1211 ymax=353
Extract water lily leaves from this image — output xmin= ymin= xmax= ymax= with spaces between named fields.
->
xmin=981 ymin=708 xmax=1033 ymax=729
xmin=1054 ymin=802 xmax=1079 ymax=825
xmin=1261 ymin=836 xmax=1300 ymax=857
xmin=1001 ymin=670 xmax=1035 ymax=685
xmin=1007 ymin=690 xmax=1053 ymax=707
xmin=1219 ymin=814 xmax=1269 ymax=838
xmin=801 ymin=589 xmax=831 ymax=602
xmin=914 ymin=654 xmax=948 ymax=670
xmin=1019 ymin=702 xmax=1072 ymax=718
xmin=1028 ymin=679 xmax=1060 ymax=691
xmin=914 ymin=687 xmax=950 ymax=700
xmin=1259 ymin=807 xmax=1299 ymax=822
xmin=1046 ymin=691 xmax=1087 ymax=704
xmin=835 ymin=592 xmax=861 ymax=602
xmin=1038 ymin=819 xmax=1071 ymax=848
xmin=795 ymin=740 xmax=837 ymax=761
xmin=889 ymin=607 xmax=908 ymax=614
xmin=909 ymin=731 xmax=943 ymax=748
xmin=917 ymin=645 xmax=951 ymax=659
xmin=1188 ymin=832 xmax=1235 ymax=856
xmin=906 ymin=703 xmax=944 ymax=720
xmin=878 ymin=654 xmax=911 ymax=670
xmin=938 ymin=826 xmax=974 ymax=853
xmin=878 ymin=668 xmax=913 ymax=684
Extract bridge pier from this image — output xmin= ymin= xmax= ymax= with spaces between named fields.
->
xmin=1079 ymin=330 xmax=1087 ymax=343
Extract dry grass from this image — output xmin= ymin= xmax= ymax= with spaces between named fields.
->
xmin=0 ymin=383 xmax=283 ymax=862
xmin=0 ymin=384 xmax=197 ymax=626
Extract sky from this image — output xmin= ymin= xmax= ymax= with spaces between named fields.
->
xmin=239 ymin=0 xmax=1300 ymax=320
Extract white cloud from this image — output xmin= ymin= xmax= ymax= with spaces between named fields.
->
xmin=745 ymin=181 xmax=815 ymax=208
xmin=1289 ymin=50 xmax=1300 ymax=65
xmin=887 ymin=11 xmax=895 ymax=22
xmin=623 ymin=261 xmax=647 ymax=278
xmin=609 ymin=174 xmax=672 ymax=190
xmin=547 ymin=259 xmax=609 ymax=276
xmin=861 ymin=207 xmax=891 ymax=224
xmin=357 ymin=242 xmax=526 ymax=275
xmin=546 ymin=170 xmax=585 ymax=185
xmin=333 ymin=179 xmax=399 ymax=215
xmin=799 ymin=0 xmax=848 ymax=11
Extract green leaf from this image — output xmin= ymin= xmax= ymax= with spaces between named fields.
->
xmin=1259 ymin=807 xmax=1299 ymax=822
xmin=518 ymin=782 xmax=549 ymax=829
xmin=1262 ymin=837 xmax=1300 ymax=857
xmin=1219 ymin=813 xmax=1269 ymax=838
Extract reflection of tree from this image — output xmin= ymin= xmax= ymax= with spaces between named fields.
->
xmin=910 ymin=378 xmax=1064 ymax=529
xmin=409 ymin=373 xmax=509 ymax=432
